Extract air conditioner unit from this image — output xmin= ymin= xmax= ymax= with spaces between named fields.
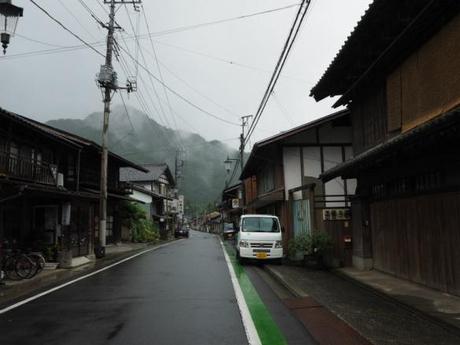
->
xmin=57 ymin=173 xmax=64 ymax=188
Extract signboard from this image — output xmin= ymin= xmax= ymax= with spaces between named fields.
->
xmin=322 ymin=208 xmax=351 ymax=221
xmin=232 ymin=199 xmax=240 ymax=209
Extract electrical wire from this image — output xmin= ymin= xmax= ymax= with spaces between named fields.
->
xmin=137 ymin=3 xmax=300 ymax=38
xmin=57 ymin=0 xmax=98 ymax=40
xmin=156 ymin=58 xmax=240 ymax=119
xmin=121 ymin=8 xmax=185 ymax=151
xmin=28 ymin=0 xmax=105 ymax=58
xmin=15 ymin=33 xmax=69 ymax=48
xmin=244 ymin=0 xmax=311 ymax=146
xmin=117 ymin=44 xmax=240 ymax=127
xmin=77 ymin=0 xmax=106 ymax=27
xmin=140 ymin=4 xmax=186 ymax=148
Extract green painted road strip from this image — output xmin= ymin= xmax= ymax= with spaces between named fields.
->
xmin=223 ymin=242 xmax=287 ymax=345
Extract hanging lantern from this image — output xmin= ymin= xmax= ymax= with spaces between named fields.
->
xmin=0 ymin=0 xmax=23 ymax=54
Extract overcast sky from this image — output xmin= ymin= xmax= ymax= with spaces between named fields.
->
xmin=0 ymin=0 xmax=372 ymax=150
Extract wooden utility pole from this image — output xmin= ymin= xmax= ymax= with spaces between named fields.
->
xmin=239 ymin=115 xmax=252 ymax=215
xmin=97 ymin=0 xmax=140 ymax=256
xmin=239 ymin=115 xmax=252 ymax=174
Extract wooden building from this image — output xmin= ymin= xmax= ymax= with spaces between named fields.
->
xmin=220 ymin=182 xmax=243 ymax=229
xmin=0 ymin=108 xmax=146 ymax=266
xmin=240 ymin=110 xmax=355 ymax=265
xmin=311 ymin=0 xmax=460 ymax=294
xmin=120 ymin=163 xmax=176 ymax=239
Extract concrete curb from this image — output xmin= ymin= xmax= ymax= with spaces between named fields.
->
xmin=332 ymin=268 xmax=460 ymax=339
xmin=263 ymin=265 xmax=305 ymax=298
xmin=0 ymin=239 xmax=177 ymax=309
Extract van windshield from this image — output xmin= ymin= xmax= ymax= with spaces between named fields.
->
xmin=242 ymin=217 xmax=279 ymax=233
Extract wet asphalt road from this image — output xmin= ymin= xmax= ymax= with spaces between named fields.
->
xmin=0 ymin=231 xmax=248 ymax=345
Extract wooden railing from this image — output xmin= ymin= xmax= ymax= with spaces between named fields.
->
xmin=0 ymin=151 xmax=56 ymax=185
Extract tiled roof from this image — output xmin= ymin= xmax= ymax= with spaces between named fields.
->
xmin=0 ymin=107 xmax=147 ymax=172
xmin=120 ymin=163 xmax=174 ymax=184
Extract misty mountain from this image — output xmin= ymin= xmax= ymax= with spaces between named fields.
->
xmin=47 ymin=106 xmax=239 ymax=208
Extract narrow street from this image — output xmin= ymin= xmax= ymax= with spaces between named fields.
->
xmin=0 ymin=231 xmax=314 ymax=345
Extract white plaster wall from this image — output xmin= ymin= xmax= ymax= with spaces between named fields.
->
xmin=283 ymin=147 xmax=302 ymax=200
xmin=131 ymin=190 xmax=152 ymax=204
xmin=303 ymin=147 xmax=322 ymax=178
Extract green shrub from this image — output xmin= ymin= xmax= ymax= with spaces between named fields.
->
xmin=132 ymin=218 xmax=160 ymax=243
xmin=120 ymin=202 xmax=160 ymax=243
xmin=288 ymin=231 xmax=332 ymax=258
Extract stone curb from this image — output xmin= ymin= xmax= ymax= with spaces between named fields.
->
xmin=263 ymin=264 xmax=305 ymax=298
xmin=0 ymin=239 xmax=177 ymax=309
xmin=332 ymin=268 xmax=460 ymax=339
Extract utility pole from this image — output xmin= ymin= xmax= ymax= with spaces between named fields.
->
xmin=239 ymin=115 xmax=252 ymax=174
xmin=96 ymin=0 xmax=140 ymax=257
xmin=239 ymin=115 xmax=252 ymax=216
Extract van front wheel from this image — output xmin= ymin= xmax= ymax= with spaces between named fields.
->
xmin=236 ymin=250 xmax=245 ymax=265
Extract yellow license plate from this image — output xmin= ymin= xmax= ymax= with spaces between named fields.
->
xmin=256 ymin=252 xmax=268 ymax=259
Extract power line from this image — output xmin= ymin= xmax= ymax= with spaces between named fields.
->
xmin=15 ymin=33 xmax=68 ymax=48
xmin=28 ymin=0 xmax=105 ymax=58
xmin=244 ymin=0 xmax=311 ymax=146
xmin=77 ymin=0 xmax=106 ymax=28
xmin=152 ymin=40 xmax=310 ymax=84
xmin=115 ymin=35 xmax=185 ymax=152
xmin=138 ymin=3 xmax=300 ymax=38
xmin=141 ymin=4 xmax=186 ymax=146
xmin=57 ymin=0 xmax=98 ymax=40
xmin=121 ymin=7 xmax=185 ymax=151
xmin=117 ymin=43 xmax=240 ymax=127
xmin=157 ymin=58 xmax=240 ymax=119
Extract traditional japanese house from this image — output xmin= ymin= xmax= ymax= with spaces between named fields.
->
xmin=311 ymin=0 xmax=460 ymax=294
xmin=120 ymin=163 xmax=176 ymax=239
xmin=0 ymin=107 xmax=147 ymax=266
xmin=220 ymin=182 xmax=243 ymax=229
xmin=240 ymin=110 xmax=355 ymax=265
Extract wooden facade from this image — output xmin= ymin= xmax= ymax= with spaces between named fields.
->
xmin=312 ymin=1 xmax=460 ymax=294
xmin=0 ymin=108 xmax=145 ymax=265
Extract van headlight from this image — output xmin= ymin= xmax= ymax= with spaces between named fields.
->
xmin=274 ymin=240 xmax=283 ymax=248
xmin=239 ymin=240 xmax=249 ymax=248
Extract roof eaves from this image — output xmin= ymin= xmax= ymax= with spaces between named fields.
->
xmin=321 ymin=107 xmax=460 ymax=181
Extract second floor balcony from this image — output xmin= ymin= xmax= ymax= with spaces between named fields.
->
xmin=0 ymin=151 xmax=56 ymax=186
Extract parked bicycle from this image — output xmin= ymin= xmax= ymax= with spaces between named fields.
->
xmin=1 ymin=241 xmax=46 ymax=280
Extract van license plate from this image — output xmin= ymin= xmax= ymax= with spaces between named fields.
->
xmin=256 ymin=252 xmax=267 ymax=259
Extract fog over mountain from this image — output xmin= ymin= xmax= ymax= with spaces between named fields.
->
xmin=47 ymin=106 xmax=239 ymax=208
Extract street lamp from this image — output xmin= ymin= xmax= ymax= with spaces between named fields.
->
xmin=0 ymin=0 xmax=23 ymax=54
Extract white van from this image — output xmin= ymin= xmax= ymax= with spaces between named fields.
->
xmin=236 ymin=214 xmax=283 ymax=264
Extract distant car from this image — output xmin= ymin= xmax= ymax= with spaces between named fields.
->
xmin=175 ymin=227 xmax=189 ymax=238
xmin=222 ymin=222 xmax=238 ymax=240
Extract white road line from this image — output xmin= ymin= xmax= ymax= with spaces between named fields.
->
xmin=0 ymin=241 xmax=179 ymax=315
xmin=220 ymin=240 xmax=262 ymax=345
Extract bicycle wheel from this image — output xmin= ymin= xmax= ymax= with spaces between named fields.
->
xmin=3 ymin=256 xmax=18 ymax=280
xmin=15 ymin=255 xmax=35 ymax=279
xmin=29 ymin=253 xmax=46 ymax=274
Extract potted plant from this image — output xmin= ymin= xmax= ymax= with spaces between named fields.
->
xmin=287 ymin=232 xmax=311 ymax=262
xmin=303 ymin=232 xmax=332 ymax=269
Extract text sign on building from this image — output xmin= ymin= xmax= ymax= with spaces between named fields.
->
xmin=322 ymin=208 xmax=351 ymax=221
xmin=232 ymin=199 xmax=240 ymax=209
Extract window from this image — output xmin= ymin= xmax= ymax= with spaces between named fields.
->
xmin=242 ymin=217 xmax=279 ymax=233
